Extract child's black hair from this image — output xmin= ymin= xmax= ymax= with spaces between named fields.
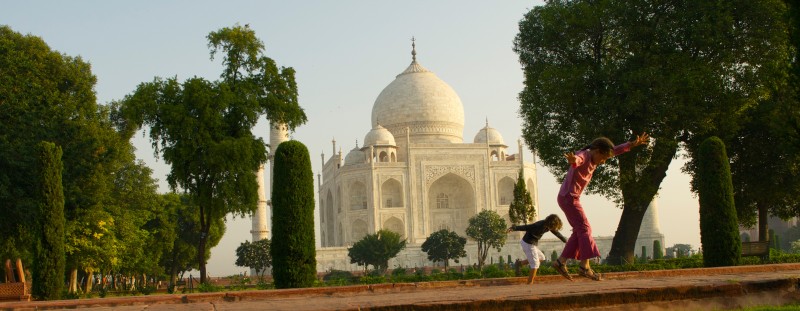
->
xmin=581 ymin=137 xmax=614 ymax=157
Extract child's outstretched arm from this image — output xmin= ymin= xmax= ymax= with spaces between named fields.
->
xmin=564 ymin=152 xmax=577 ymax=165
xmin=630 ymin=132 xmax=650 ymax=147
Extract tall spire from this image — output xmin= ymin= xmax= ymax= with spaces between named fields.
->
xmin=399 ymin=37 xmax=430 ymax=76
xmin=411 ymin=36 xmax=417 ymax=62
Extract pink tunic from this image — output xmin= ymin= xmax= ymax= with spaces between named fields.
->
xmin=558 ymin=142 xmax=631 ymax=261
xmin=558 ymin=142 xmax=631 ymax=198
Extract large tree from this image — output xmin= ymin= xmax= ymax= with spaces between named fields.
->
xmin=347 ymin=230 xmax=407 ymax=274
xmin=722 ymin=0 xmax=800 ymax=243
xmin=514 ymin=0 xmax=789 ymax=264
xmin=117 ymin=25 xmax=306 ymax=284
xmin=421 ymin=229 xmax=467 ymax=270
xmin=159 ymin=193 xmax=224 ymax=289
xmin=235 ymin=239 xmax=271 ymax=282
xmin=465 ymin=210 xmax=507 ymax=268
xmin=0 ymin=26 xmax=133 ymax=289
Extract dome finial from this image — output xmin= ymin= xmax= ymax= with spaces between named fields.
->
xmin=411 ymin=36 xmax=417 ymax=62
xmin=485 ymin=117 xmax=489 ymax=128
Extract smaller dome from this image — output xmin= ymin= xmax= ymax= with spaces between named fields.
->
xmin=344 ymin=147 xmax=366 ymax=166
xmin=363 ymin=125 xmax=396 ymax=147
xmin=473 ymin=126 xmax=505 ymax=145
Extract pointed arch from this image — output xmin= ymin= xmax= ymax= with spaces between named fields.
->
xmin=381 ymin=178 xmax=403 ymax=208
xmin=428 ymin=173 xmax=476 ymax=236
xmin=379 ymin=151 xmax=389 ymax=162
xmin=326 ymin=190 xmax=335 ymax=246
xmin=526 ymin=177 xmax=536 ymax=207
xmin=349 ymin=181 xmax=367 ymax=210
xmin=497 ymin=176 xmax=515 ymax=206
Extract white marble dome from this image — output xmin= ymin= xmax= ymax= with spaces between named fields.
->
xmin=473 ymin=125 xmax=505 ymax=145
xmin=344 ymin=147 xmax=365 ymax=165
xmin=371 ymin=48 xmax=464 ymax=144
xmin=363 ymin=124 xmax=396 ymax=147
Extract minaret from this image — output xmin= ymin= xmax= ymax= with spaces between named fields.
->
xmin=636 ymin=198 xmax=666 ymax=258
xmin=251 ymin=122 xmax=289 ymax=242
xmin=251 ymin=164 xmax=269 ymax=241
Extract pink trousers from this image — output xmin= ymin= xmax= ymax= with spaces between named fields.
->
xmin=557 ymin=194 xmax=601 ymax=260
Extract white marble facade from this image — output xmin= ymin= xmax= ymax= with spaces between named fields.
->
xmin=257 ymin=42 xmax=666 ymax=272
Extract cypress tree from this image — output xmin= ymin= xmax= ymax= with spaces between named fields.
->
xmin=32 ymin=141 xmax=65 ymax=300
xmin=697 ymin=137 xmax=741 ymax=267
xmin=641 ymin=246 xmax=648 ymax=262
xmin=270 ymin=140 xmax=316 ymax=288
xmin=653 ymin=240 xmax=663 ymax=260
xmin=509 ymin=169 xmax=535 ymax=225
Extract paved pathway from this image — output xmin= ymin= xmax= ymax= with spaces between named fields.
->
xmin=3 ymin=264 xmax=800 ymax=310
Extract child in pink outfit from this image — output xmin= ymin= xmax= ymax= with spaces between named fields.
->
xmin=551 ymin=133 xmax=649 ymax=281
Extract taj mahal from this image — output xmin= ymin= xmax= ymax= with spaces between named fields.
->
xmin=251 ymin=41 xmax=666 ymax=272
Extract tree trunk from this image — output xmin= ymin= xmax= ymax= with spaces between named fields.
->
xmin=169 ymin=258 xmax=177 ymax=289
xmin=759 ymin=203 xmax=769 ymax=242
xmin=198 ymin=231 xmax=208 ymax=284
xmin=606 ymin=139 xmax=676 ymax=265
xmin=198 ymin=202 xmax=210 ymax=284
xmin=605 ymin=202 xmax=649 ymax=265
xmin=84 ymin=268 xmax=93 ymax=293
xmin=68 ymin=268 xmax=77 ymax=293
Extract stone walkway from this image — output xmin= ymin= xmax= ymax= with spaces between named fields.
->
xmin=3 ymin=263 xmax=800 ymax=310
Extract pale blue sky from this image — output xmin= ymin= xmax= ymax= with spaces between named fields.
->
xmin=3 ymin=1 xmax=699 ymax=276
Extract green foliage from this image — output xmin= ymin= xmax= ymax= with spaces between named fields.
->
xmin=347 ymin=229 xmax=407 ymax=273
xmin=159 ymin=194 xmax=225 ymax=285
xmin=508 ymin=169 xmax=535 ymax=225
xmin=117 ymin=24 xmax=306 ymax=284
xmin=0 ymin=25 xmax=132 ymax=278
xmin=551 ymin=250 xmax=558 ymax=262
xmin=466 ymin=210 xmax=507 ymax=268
xmin=421 ymin=229 xmax=467 ymax=270
xmin=359 ymin=275 xmax=386 ymax=285
xmin=514 ymin=0 xmax=790 ymax=265
xmin=197 ymin=282 xmax=222 ymax=293
xmin=697 ymin=137 xmax=741 ymax=267
xmin=481 ymin=265 xmax=512 ymax=279
xmin=270 ymin=140 xmax=316 ymax=289
xmin=235 ymin=239 xmax=271 ymax=281
xmin=653 ymin=240 xmax=663 ymax=260
xmin=32 ymin=142 xmax=65 ymax=300
xmin=723 ymin=0 xmax=800 ymax=226
xmin=323 ymin=269 xmax=354 ymax=281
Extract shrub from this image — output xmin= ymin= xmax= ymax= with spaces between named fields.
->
xmin=653 ymin=240 xmax=663 ymax=259
xmin=481 ymin=265 xmax=511 ymax=278
xmin=32 ymin=142 xmax=65 ymax=300
xmin=696 ymin=136 xmax=741 ymax=267
xmin=271 ymin=141 xmax=317 ymax=288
